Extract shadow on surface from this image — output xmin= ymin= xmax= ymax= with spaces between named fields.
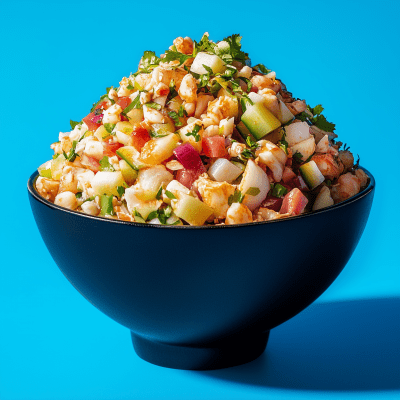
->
xmin=198 ymin=297 xmax=400 ymax=391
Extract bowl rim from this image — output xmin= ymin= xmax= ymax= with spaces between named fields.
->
xmin=28 ymin=167 xmax=375 ymax=230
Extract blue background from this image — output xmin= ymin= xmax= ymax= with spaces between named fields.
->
xmin=1 ymin=0 xmax=399 ymax=398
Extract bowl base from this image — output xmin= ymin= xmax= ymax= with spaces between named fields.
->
xmin=131 ymin=331 xmax=270 ymax=370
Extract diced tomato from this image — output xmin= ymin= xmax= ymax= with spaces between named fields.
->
xmin=83 ymin=112 xmax=102 ymax=132
xmin=282 ymin=166 xmax=297 ymax=183
xmin=103 ymin=141 xmax=124 ymax=157
xmin=202 ymin=136 xmax=226 ymax=158
xmin=280 ymin=188 xmax=308 ymax=215
xmin=176 ymin=168 xmax=201 ymax=189
xmin=293 ymin=175 xmax=309 ymax=191
xmin=117 ymin=97 xmax=131 ymax=110
xmin=81 ymin=155 xmax=100 ymax=173
xmin=131 ymin=126 xmax=151 ymax=151
xmin=95 ymin=101 xmax=109 ymax=111
xmin=121 ymin=114 xmax=129 ymax=122
xmin=261 ymin=196 xmax=283 ymax=212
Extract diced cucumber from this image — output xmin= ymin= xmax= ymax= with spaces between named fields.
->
xmin=116 ymin=146 xmax=149 ymax=170
xmin=126 ymin=108 xmax=144 ymax=124
xmin=299 ymin=160 xmax=325 ymax=190
xmin=100 ymin=195 xmax=114 ymax=216
xmin=119 ymin=159 xmax=138 ymax=186
xmin=91 ymin=171 xmax=126 ymax=196
xmin=276 ymin=100 xmax=294 ymax=124
xmin=172 ymin=194 xmax=214 ymax=226
xmin=241 ymin=103 xmax=281 ymax=140
xmin=51 ymin=154 xmax=67 ymax=180
xmin=38 ymin=161 xmax=52 ymax=179
xmin=236 ymin=121 xmax=255 ymax=141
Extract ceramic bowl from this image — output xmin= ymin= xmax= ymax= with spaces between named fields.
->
xmin=28 ymin=168 xmax=375 ymax=370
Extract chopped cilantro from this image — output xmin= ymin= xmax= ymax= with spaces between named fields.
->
xmin=293 ymin=152 xmax=303 ymax=163
xmin=75 ymin=192 xmax=82 ymax=199
xmin=245 ymin=136 xmax=258 ymax=150
xmin=99 ymin=156 xmax=115 ymax=172
xmin=163 ymin=50 xmax=192 ymax=66
xmin=127 ymin=83 xmax=135 ymax=91
xmin=246 ymin=187 xmax=260 ymax=196
xmin=139 ymin=50 xmax=161 ymax=73
xmin=52 ymin=153 xmax=60 ymax=160
xmin=178 ymin=105 xmax=188 ymax=118
xmin=70 ymin=120 xmax=81 ymax=130
xmin=155 ymin=186 xmax=163 ymax=200
xmin=117 ymin=186 xmax=125 ymax=198
xmin=241 ymin=148 xmax=255 ymax=159
xmin=147 ymin=206 xmax=173 ymax=224
xmin=185 ymin=124 xmax=201 ymax=142
xmin=145 ymin=102 xmax=162 ymax=111
xmin=165 ymin=190 xmax=176 ymax=199
xmin=122 ymin=94 xmax=141 ymax=116
xmin=100 ymin=195 xmax=114 ymax=216
xmin=228 ymin=189 xmax=245 ymax=205
xmin=194 ymin=33 xmax=216 ymax=56
xmin=325 ymin=179 xmax=332 ymax=186
xmin=271 ymin=183 xmax=288 ymax=198
xmin=166 ymin=80 xmax=178 ymax=104
xmin=302 ymin=104 xmax=336 ymax=132
xmin=253 ymin=64 xmax=271 ymax=75
xmin=278 ymin=128 xmax=289 ymax=154
xmin=168 ymin=111 xmax=183 ymax=127
xmin=202 ymin=64 xmax=214 ymax=75
xmin=104 ymin=123 xmax=116 ymax=134
xmin=63 ymin=140 xmax=78 ymax=162
xmin=133 ymin=208 xmax=146 ymax=223
xmin=220 ymin=34 xmax=248 ymax=64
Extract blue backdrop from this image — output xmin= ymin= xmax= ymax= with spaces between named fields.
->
xmin=1 ymin=0 xmax=399 ymax=399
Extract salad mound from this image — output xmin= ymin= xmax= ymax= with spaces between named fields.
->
xmin=36 ymin=33 xmax=369 ymax=226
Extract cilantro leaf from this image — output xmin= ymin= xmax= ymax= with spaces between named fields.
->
xmin=271 ymin=183 xmax=288 ymax=198
xmin=253 ymin=64 xmax=271 ymax=75
xmin=194 ymin=33 xmax=216 ymax=56
xmin=145 ymin=102 xmax=162 ymax=111
xmin=165 ymin=190 xmax=176 ymax=199
xmin=228 ymin=189 xmax=245 ymax=205
xmin=185 ymin=124 xmax=201 ymax=142
xmin=221 ymin=34 xmax=248 ymax=64
xmin=178 ymin=105 xmax=188 ymax=118
xmin=246 ymin=187 xmax=260 ymax=196
xmin=133 ymin=208 xmax=146 ymax=223
xmin=163 ymin=50 xmax=192 ymax=66
xmin=293 ymin=152 xmax=303 ymax=163
xmin=155 ymin=186 xmax=163 ymax=200
xmin=70 ymin=120 xmax=81 ymax=130
xmin=312 ymin=114 xmax=336 ymax=132
xmin=168 ymin=111 xmax=183 ymax=127
xmin=245 ymin=136 xmax=258 ymax=150
xmin=63 ymin=140 xmax=78 ymax=162
xmin=278 ymin=128 xmax=289 ymax=154
xmin=99 ymin=156 xmax=115 ymax=172
xmin=75 ymin=192 xmax=82 ymax=198
xmin=117 ymin=186 xmax=125 ymax=197
xmin=104 ymin=123 xmax=116 ymax=134
xmin=140 ymin=50 xmax=161 ymax=72
xmin=202 ymin=64 xmax=214 ymax=75
xmin=122 ymin=94 xmax=141 ymax=116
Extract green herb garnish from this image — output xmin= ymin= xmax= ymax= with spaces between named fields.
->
xmin=185 ymin=124 xmax=201 ymax=142
xmin=165 ymin=190 xmax=176 ymax=199
xmin=99 ymin=156 xmax=115 ymax=172
xmin=271 ymin=183 xmax=288 ymax=198
xmin=168 ymin=111 xmax=183 ymax=127
xmin=145 ymin=102 xmax=162 ymax=111
xmin=104 ymin=123 xmax=116 ymax=134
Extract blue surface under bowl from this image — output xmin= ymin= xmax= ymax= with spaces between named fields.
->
xmin=28 ymin=168 xmax=375 ymax=370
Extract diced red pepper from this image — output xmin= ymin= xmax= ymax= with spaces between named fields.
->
xmin=280 ymin=188 xmax=308 ymax=215
xmin=202 ymin=136 xmax=226 ymax=158
xmin=131 ymin=126 xmax=151 ymax=151
xmin=103 ymin=141 xmax=124 ymax=157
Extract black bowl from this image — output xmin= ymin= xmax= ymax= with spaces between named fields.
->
xmin=28 ymin=168 xmax=375 ymax=370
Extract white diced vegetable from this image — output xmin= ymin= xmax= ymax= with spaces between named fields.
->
xmin=238 ymin=160 xmax=270 ymax=211
xmin=276 ymin=100 xmax=294 ymax=124
xmin=190 ymin=52 xmax=225 ymax=75
xmin=290 ymin=136 xmax=316 ymax=162
xmin=284 ymin=121 xmax=311 ymax=146
xmin=313 ymin=186 xmax=334 ymax=211
xmin=91 ymin=171 xmax=126 ymax=196
xmin=208 ymin=158 xmax=243 ymax=183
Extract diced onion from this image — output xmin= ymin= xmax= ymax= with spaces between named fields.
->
xmin=173 ymin=143 xmax=206 ymax=173
xmin=208 ymin=158 xmax=243 ymax=183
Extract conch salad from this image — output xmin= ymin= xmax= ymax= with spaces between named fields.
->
xmin=36 ymin=33 xmax=369 ymax=226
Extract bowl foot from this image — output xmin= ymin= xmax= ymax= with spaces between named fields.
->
xmin=131 ymin=331 xmax=269 ymax=370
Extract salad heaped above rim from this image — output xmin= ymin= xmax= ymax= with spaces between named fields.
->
xmin=35 ymin=33 xmax=369 ymax=226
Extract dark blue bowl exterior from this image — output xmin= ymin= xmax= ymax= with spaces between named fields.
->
xmin=28 ymin=170 xmax=375 ymax=349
